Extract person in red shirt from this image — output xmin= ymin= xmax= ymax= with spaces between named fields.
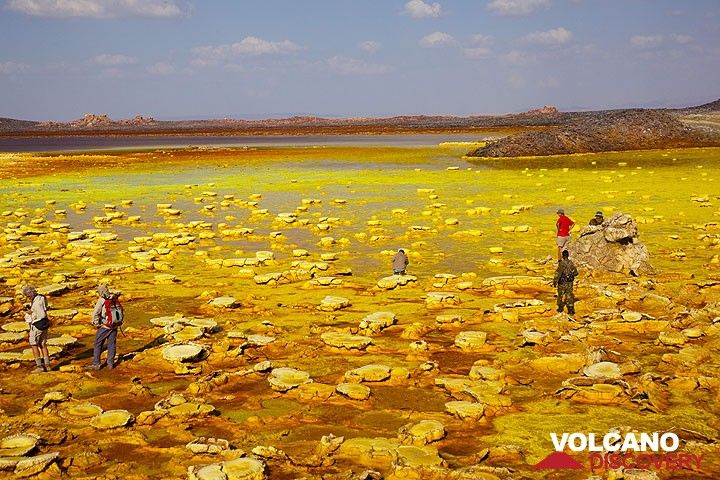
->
xmin=556 ymin=208 xmax=575 ymax=261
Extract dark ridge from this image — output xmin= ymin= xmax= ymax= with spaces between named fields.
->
xmin=467 ymin=108 xmax=720 ymax=158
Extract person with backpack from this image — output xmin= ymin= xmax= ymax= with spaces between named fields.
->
xmin=553 ymin=250 xmax=579 ymax=315
xmin=89 ymin=284 xmax=124 ymax=370
xmin=22 ymin=285 xmax=51 ymax=373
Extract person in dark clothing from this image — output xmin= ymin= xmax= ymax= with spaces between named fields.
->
xmin=392 ymin=249 xmax=409 ymax=275
xmin=553 ymin=250 xmax=579 ymax=314
xmin=589 ymin=211 xmax=604 ymax=226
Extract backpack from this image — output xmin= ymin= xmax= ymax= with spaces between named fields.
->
xmin=102 ymin=298 xmax=124 ymax=328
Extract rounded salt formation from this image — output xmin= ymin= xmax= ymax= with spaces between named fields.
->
xmin=13 ymin=452 xmax=59 ymax=477
xmin=64 ymin=403 xmax=103 ymax=418
xmin=583 ymin=362 xmax=622 ymax=379
xmin=398 ymin=420 xmax=446 ymax=446
xmin=90 ymin=409 xmax=134 ymax=429
xmin=0 ymin=332 xmax=25 ymax=343
xmin=318 ymin=296 xmax=350 ymax=311
xmin=188 ymin=457 xmax=265 ymax=480
xmin=162 ymin=343 xmax=206 ymax=363
xmin=336 ymin=383 xmax=371 ymax=400
xmin=268 ymin=368 xmax=312 ymax=392
xmin=344 ymin=364 xmax=392 ymax=383
xmin=445 ymin=401 xmax=485 ymax=421
xmin=0 ymin=433 xmax=39 ymax=457
xmin=1 ymin=322 xmax=28 ymax=333
xmin=454 ymin=331 xmax=488 ymax=351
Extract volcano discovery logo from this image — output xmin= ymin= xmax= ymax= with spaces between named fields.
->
xmin=534 ymin=431 xmax=705 ymax=472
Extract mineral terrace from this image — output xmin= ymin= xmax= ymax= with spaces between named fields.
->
xmin=0 ymin=144 xmax=719 ymax=480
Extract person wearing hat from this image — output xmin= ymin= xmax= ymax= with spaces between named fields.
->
xmin=553 ymin=249 xmax=579 ymax=315
xmin=589 ymin=211 xmax=604 ymax=226
xmin=89 ymin=284 xmax=123 ymax=370
xmin=555 ymin=208 xmax=575 ymax=261
xmin=22 ymin=285 xmax=51 ymax=372
xmin=392 ymin=248 xmax=409 ymax=275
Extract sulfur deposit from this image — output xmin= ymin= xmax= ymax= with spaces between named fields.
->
xmin=0 ymin=144 xmax=719 ymax=479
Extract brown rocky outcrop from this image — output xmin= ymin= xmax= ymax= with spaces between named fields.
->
xmin=568 ymin=212 xmax=653 ymax=276
xmin=468 ymin=109 xmax=701 ymax=157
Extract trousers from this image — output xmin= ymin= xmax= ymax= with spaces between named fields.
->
xmin=557 ymin=282 xmax=575 ymax=312
xmin=93 ymin=327 xmax=117 ymax=367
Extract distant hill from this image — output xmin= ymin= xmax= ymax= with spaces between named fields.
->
xmin=467 ymin=100 xmax=720 ymax=157
xmin=2 ymin=100 xmax=720 ymax=158
xmin=0 ymin=117 xmax=38 ymax=131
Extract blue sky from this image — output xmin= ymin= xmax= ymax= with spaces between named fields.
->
xmin=1 ymin=0 xmax=718 ymax=120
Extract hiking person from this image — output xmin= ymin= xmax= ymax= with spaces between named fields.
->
xmin=89 ymin=285 xmax=124 ymax=370
xmin=392 ymin=249 xmax=409 ymax=275
xmin=556 ymin=208 xmax=575 ymax=261
xmin=22 ymin=285 xmax=51 ymax=372
xmin=589 ymin=211 xmax=604 ymax=226
xmin=553 ymin=250 xmax=579 ymax=315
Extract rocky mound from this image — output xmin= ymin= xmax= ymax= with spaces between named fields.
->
xmin=568 ymin=212 xmax=653 ymax=276
xmin=0 ymin=117 xmax=38 ymax=131
xmin=68 ymin=114 xmax=157 ymax=128
xmin=468 ymin=109 xmax=700 ymax=157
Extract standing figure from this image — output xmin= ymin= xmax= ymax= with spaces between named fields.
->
xmin=553 ymin=250 xmax=579 ymax=315
xmin=555 ymin=208 xmax=575 ymax=261
xmin=22 ymin=285 xmax=51 ymax=372
xmin=90 ymin=285 xmax=124 ymax=370
xmin=589 ymin=211 xmax=604 ymax=226
xmin=392 ymin=249 xmax=409 ymax=275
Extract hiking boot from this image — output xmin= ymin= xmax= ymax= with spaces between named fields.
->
xmin=568 ymin=308 xmax=576 ymax=315
xmin=86 ymin=364 xmax=101 ymax=371
xmin=557 ymin=307 xmax=563 ymax=313
xmin=107 ymin=364 xmax=114 ymax=370
xmin=31 ymin=366 xmax=46 ymax=373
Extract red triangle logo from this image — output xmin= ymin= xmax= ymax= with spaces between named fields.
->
xmin=534 ymin=451 xmax=584 ymax=470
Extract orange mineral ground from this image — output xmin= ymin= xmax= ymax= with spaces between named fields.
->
xmin=0 ymin=140 xmax=719 ymax=479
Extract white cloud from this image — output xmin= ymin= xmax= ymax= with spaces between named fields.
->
xmin=192 ymin=36 xmax=304 ymax=62
xmin=631 ymin=35 xmax=663 ymax=48
xmin=6 ymin=0 xmax=190 ymax=18
xmin=524 ymin=27 xmax=572 ymax=45
xmin=147 ymin=62 xmax=176 ymax=75
xmin=500 ymin=49 xmax=535 ymax=66
xmin=487 ymin=0 xmax=551 ymax=16
xmin=670 ymin=33 xmax=692 ymax=44
xmin=469 ymin=34 xmax=494 ymax=46
xmin=327 ymin=56 xmax=392 ymax=76
xmin=419 ymin=32 xmax=455 ymax=48
xmin=190 ymin=57 xmax=219 ymax=68
xmin=404 ymin=0 xmax=443 ymax=18
xmin=0 ymin=61 xmax=30 ymax=74
xmin=358 ymin=40 xmax=382 ymax=53
xmin=463 ymin=47 xmax=493 ymax=60
xmin=91 ymin=54 xmax=137 ymax=66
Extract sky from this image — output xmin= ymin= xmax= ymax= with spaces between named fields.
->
xmin=0 ymin=0 xmax=719 ymax=121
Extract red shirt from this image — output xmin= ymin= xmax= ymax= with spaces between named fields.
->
xmin=556 ymin=215 xmax=574 ymax=236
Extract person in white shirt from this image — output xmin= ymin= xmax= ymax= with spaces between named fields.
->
xmin=22 ymin=285 xmax=51 ymax=372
